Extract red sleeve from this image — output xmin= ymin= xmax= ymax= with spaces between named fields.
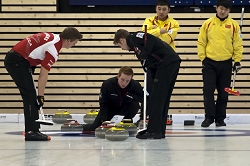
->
xmin=41 ymin=51 xmax=56 ymax=71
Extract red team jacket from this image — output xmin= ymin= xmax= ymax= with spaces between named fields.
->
xmin=12 ymin=32 xmax=62 ymax=71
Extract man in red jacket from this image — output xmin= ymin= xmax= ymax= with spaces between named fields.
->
xmin=4 ymin=27 xmax=82 ymax=141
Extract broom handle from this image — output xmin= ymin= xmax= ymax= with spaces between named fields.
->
xmin=30 ymin=68 xmax=46 ymax=121
xmin=232 ymin=70 xmax=237 ymax=91
xmin=40 ymin=107 xmax=46 ymax=120
xmin=143 ymin=24 xmax=147 ymax=129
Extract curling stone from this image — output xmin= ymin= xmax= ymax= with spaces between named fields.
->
xmin=105 ymin=127 xmax=129 ymax=141
xmin=83 ymin=109 xmax=99 ymax=124
xmin=95 ymin=121 xmax=115 ymax=139
xmin=115 ymin=119 xmax=137 ymax=136
xmin=61 ymin=119 xmax=83 ymax=131
xmin=52 ymin=109 xmax=72 ymax=124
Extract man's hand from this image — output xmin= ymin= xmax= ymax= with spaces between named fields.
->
xmin=37 ymin=96 xmax=44 ymax=108
xmin=160 ymin=28 xmax=167 ymax=34
xmin=152 ymin=25 xmax=157 ymax=29
xmin=233 ymin=62 xmax=241 ymax=73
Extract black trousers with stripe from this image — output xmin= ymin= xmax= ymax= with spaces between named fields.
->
xmin=146 ymin=60 xmax=180 ymax=134
xmin=4 ymin=51 xmax=40 ymax=132
xmin=202 ymin=58 xmax=232 ymax=122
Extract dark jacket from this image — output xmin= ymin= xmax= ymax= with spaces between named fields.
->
xmin=126 ymin=31 xmax=181 ymax=71
xmin=99 ymin=76 xmax=144 ymax=113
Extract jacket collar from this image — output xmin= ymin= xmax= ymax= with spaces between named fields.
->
xmin=216 ymin=14 xmax=229 ymax=22
xmin=126 ymin=34 xmax=134 ymax=51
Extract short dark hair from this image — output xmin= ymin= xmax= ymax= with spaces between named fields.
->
xmin=118 ymin=66 xmax=134 ymax=77
xmin=156 ymin=0 xmax=170 ymax=8
xmin=216 ymin=0 xmax=232 ymax=9
xmin=113 ymin=29 xmax=130 ymax=45
xmin=59 ymin=27 xmax=82 ymax=41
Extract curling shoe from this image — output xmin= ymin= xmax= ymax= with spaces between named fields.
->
xmin=136 ymin=130 xmax=162 ymax=139
xmin=25 ymin=131 xmax=51 ymax=141
xmin=201 ymin=118 xmax=214 ymax=127
xmin=216 ymin=120 xmax=226 ymax=127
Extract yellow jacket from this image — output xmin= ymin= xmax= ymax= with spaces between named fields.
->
xmin=197 ymin=16 xmax=243 ymax=62
xmin=142 ymin=16 xmax=180 ymax=51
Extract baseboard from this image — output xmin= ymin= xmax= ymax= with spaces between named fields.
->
xmin=0 ymin=114 xmax=250 ymax=124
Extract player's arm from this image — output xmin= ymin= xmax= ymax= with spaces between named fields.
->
xmin=132 ymin=33 xmax=155 ymax=60
xmin=142 ymin=18 xmax=161 ymax=37
xmin=39 ymin=51 xmax=55 ymax=96
xmin=232 ymin=23 xmax=243 ymax=62
xmin=37 ymin=67 xmax=49 ymax=96
xmin=99 ymin=82 xmax=110 ymax=121
xmin=160 ymin=20 xmax=180 ymax=44
xmin=197 ymin=22 xmax=208 ymax=61
xmin=132 ymin=81 xmax=144 ymax=103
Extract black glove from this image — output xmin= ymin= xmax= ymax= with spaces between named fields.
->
xmin=141 ymin=60 xmax=147 ymax=72
xmin=37 ymin=96 xmax=44 ymax=108
xmin=233 ymin=62 xmax=241 ymax=73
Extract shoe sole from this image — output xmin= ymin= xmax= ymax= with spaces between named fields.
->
xmin=216 ymin=124 xmax=226 ymax=127
xmin=136 ymin=137 xmax=162 ymax=139
xmin=25 ymin=136 xmax=51 ymax=141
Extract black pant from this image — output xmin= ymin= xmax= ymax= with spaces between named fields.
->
xmin=202 ymin=58 xmax=232 ymax=122
xmin=146 ymin=60 xmax=180 ymax=134
xmin=4 ymin=51 xmax=40 ymax=132
xmin=83 ymin=101 xmax=140 ymax=131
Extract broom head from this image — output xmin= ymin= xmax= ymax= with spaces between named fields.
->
xmin=224 ymin=87 xmax=240 ymax=96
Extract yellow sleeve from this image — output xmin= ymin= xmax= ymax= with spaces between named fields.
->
xmin=197 ymin=22 xmax=208 ymax=61
xmin=142 ymin=18 xmax=161 ymax=37
xmin=232 ymin=23 xmax=243 ymax=62
xmin=160 ymin=19 xmax=180 ymax=44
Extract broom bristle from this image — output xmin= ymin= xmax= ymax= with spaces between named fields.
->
xmin=224 ymin=88 xmax=240 ymax=96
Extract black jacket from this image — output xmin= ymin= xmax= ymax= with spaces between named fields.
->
xmin=99 ymin=76 xmax=143 ymax=113
xmin=126 ymin=31 xmax=181 ymax=71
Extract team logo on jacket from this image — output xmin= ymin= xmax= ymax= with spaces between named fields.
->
xmin=225 ymin=24 xmax=231 ymax=28
xmin=168 ymin=29 xmax=173 ymax=34
xmin=136 ymin=33 xmax=144 ymax=39
xmin=47 ymin=60 xmax=54 ymax=68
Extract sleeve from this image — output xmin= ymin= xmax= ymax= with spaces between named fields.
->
xmin=131 ymin=81 xmax=144 ymax=103
xmin=41 ymin=51 xmax=56 ymax=71
xmin=98 ymin=82 xmax=110 ymax=120
xmin=232 ymin=23 xmax=243 ymax=62
xmin=197 ymin=21 xmax=208 ymax=61
xmin=132 ymin=33 xmax=155 ymax=60
xmin=142 ymin=17 xmax=161 ymax=37
xmin=160 ymin=19 xmax=180 ymax=44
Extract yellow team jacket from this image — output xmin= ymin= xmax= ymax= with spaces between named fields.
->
xmin=197 ymin=16 xmax=243 ymax=62
xmin=142 ymin=16 xmax=180 ymax=51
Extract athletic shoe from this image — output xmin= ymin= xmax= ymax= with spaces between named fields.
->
xmin=136 ymin=129 xmax=162 ymax=139
xmin=216 ymin=120 xmax=226 ymax=127
xmin=201 ymin=118 xmax=214 ymax=127
xmin=25 ymin=131 xmax=51 ymax=141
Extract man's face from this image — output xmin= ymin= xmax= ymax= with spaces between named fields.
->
xmin=216 ymin=5 xmax=230 ymax=19
xmin=117 ymin=73 xmax=132 ymax=89
xmin=64 ymin=39 xmax=79 ymax=49
xmin=116 ymin=38 xmax=130 ymax=50
xmin=156 ymin=5 xmax=170 ymax=21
